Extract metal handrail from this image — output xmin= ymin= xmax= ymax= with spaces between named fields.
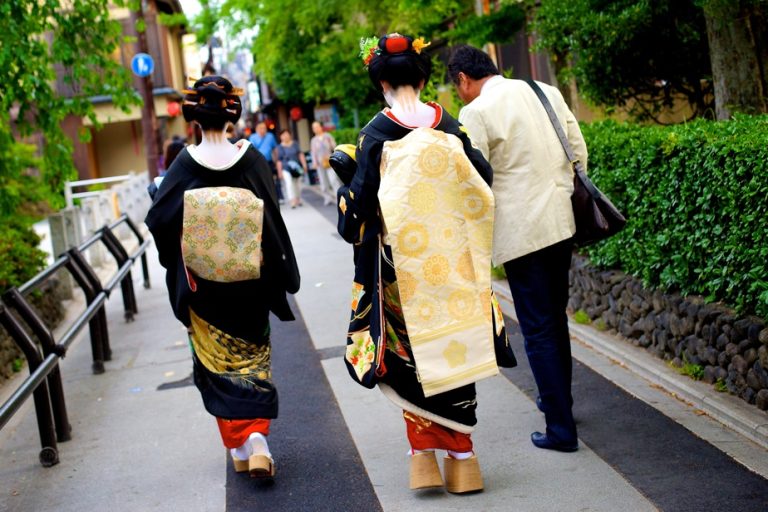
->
xmin=64 ymin=173 xmax=135 ymax=208
xmin=0 ymin=215 xmax=152 ymax=466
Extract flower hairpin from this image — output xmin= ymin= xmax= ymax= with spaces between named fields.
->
xmin=412 ymin=37 xmax=431 ymax=54
xmin=359 ymin=36 xmax=380 ymax=67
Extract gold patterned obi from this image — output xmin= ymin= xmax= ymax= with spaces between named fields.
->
xmin=188 ymin=309 xmax=271 ymax=381
xmin=378 ymin=127 xmax=498 ymax=397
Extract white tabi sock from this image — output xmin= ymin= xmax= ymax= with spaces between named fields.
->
xmin=447 ymin=450 xmax=474 ymax=460
xmin=249 ymin=432 xmax=271 ymax=458
xmin=231 ymin=442 xmax=250 ymax=461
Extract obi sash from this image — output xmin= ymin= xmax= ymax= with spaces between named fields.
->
xmin=378 ymin=127 xmax=498 ymax=397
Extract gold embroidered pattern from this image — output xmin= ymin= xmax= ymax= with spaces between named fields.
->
xmin=396 ymin=268 xmax=417 ymax=302
xmin=397 ymin=222 xmax=429 ymax=258
xmin=380 ymin=148 xmax=389 ymax=177
xmin=414 ymin=297 xmax=439 ymax=323
xmin=443 ymin=340 xmax=468 ymax=368
xmin=403 ymin=411 xmax=433 ymax=434
xmin=188 ymin=309 xmax=271 ymax=380
xmin=418 ymin=145 xmax=449 ymax=178
xmin=408 ymin=182 xmax=437 ymax=214
xmin=422 ymin=254 xmax=450 ymax=286
xmin=456 ymin=249 xmax=476 ymax=282
xmin=455 ymin=155 xmax=473 ymax=183
xmin=479 ymin=290 xmax=492 ymax=321
xmin=377 ymin=128 xmax=499 ymax=397
xmin=448 ymin=290 xmax=477 ymax=321
xmin=461 ymin=188 xmax=488 ymax=220
xmin=182 ymin=187 xmax=263 ymax=283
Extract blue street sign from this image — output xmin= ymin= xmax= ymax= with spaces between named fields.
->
xmin=131 ymin=53 xmax=154 ymax=77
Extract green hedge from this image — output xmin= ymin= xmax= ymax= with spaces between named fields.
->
xmin=0 ymin=221 xmax=47 ymax=294
xmin=581 ymin=115 xmax=768 ymax=319
xmin=330 ymin=128 xmax=359 ymax=146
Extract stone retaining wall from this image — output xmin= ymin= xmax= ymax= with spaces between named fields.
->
xmin=0 ymin=279 xmax=65 ymax=383
xmin=568 ymin=254 xmax=768 ymax=411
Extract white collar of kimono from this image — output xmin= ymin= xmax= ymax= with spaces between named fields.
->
xmin=187 ymin=139 xmax=252 ymax=171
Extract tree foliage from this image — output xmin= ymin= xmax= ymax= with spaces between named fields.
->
xmin=220 ymin=0 xmax=525 ymax=122
xmin=532 ymin=0 xmax=714 ymax=122
xmin=0 ymin=0 xmax=139 ymax=290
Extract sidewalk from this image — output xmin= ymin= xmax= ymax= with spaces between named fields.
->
xmin=1 ymin=188 xmax=767 ymax=511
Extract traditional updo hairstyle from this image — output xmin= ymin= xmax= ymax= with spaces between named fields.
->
xmin=367 ymin=34 xmax=432 ymax=92
xmin=181 ymin=76 xmax=243 ymax=131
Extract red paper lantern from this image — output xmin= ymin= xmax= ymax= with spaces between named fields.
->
xmin=167 ymin=101 xmax=181 ymax=117
xmin=289 ymin=106 xmax=303 ymax=121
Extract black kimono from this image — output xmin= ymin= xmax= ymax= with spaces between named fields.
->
xmin=145 ymin=143 xmax=299 ymax=421
xmin=337 ymin=105 xmax=496 ymax=433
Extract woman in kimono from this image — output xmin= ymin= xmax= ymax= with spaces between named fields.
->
xmin=145 ymin=76 xmax=300 ymax=479
xmin=336 ymin=34 xmax=513 ymax=494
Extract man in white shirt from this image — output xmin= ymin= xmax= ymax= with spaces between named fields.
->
xmin=449 ymin=45 xmax=587 ymax=452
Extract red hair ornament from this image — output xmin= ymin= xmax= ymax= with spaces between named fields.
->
xmin=385 ymin=35 xmax=410 ymax=54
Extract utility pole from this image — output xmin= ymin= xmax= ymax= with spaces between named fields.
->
xmin=130 ymin=1 xmax=162 ymax=180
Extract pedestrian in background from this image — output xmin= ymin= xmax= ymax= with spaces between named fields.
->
xmin=449 ymin=45 xmax=587 ymax=453
xmin=163 ymin=137 xmax=185 ymax=174
xmin=145 ymin=76 xmax=300 ymax=479
xmin=148 ymin=137 xmax=186 ymax=200
xmin=276 ymin=129 xmax=308 ymax=209
xmin=249 ymin=121 xmax=283 ymax=204
xmin=310 ymin=121 xmax=339 ymax=205
xmin=337 ymin=34 xmax=513 ymax=494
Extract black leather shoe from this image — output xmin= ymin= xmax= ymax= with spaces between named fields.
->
xmin=530 ymin=432 xmax=578 ymax=452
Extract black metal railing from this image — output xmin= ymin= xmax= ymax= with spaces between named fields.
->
xmin=0 ymin=214 xmax=151 ymax=467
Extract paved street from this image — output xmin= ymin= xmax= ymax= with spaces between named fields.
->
xmin=1 ymin=188 xmax=767 ymax=511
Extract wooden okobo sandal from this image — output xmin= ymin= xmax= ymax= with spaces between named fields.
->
xmin=232 ymin=455 xmax=249 ymax=473
xmin=248 ymin=453 xmax=276 ymax=479
xmin=409 ymin=451 xmax=444 ymax=490
xmin=444 ymin=455 xmax=484 ymax=494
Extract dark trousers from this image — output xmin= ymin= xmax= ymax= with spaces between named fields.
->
xmin=504 ymin=238 xmax=577 ymax=444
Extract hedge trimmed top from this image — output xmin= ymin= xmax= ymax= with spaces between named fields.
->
xmin=581 ymin=115 xmax=768 ymax=319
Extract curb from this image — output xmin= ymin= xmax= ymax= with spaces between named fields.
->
xmin=492 ymin=279 xmax=768 ymax=451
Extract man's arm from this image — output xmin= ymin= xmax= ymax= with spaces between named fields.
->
xmin=458 ymin=106 xmax=490 ymax=162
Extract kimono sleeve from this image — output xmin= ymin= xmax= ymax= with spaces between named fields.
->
xmin=144 ymin=176 xmax=184 ymax=271
xmin=337 ymin=132 xmax=383 ymax=244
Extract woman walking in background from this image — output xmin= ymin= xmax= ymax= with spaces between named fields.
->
xmin=310 ymin=121 xmax=339 ymax=205
xmin=145 ymin=76 xmax=300 ymax=479
xmin=276 ymin=129 xmax=308 ymax=208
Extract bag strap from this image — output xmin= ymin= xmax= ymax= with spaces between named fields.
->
xmin=525 ymin=79 xmax=600 ymax=196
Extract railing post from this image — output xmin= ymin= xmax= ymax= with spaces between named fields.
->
xmin=64 ymin=251 xmax=107 ymax=373
xmin=0 ymin=304 xmax=59 ymax=467
xmin=67 ymin=248 xmax=113 ymax=363
xmin=124 ymin=216 xmax=151 ymax=289
xmin=100 ymin=227 xmax=138 ymax=322
xmin=3 ymin=289 xmax=72 ymax=443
